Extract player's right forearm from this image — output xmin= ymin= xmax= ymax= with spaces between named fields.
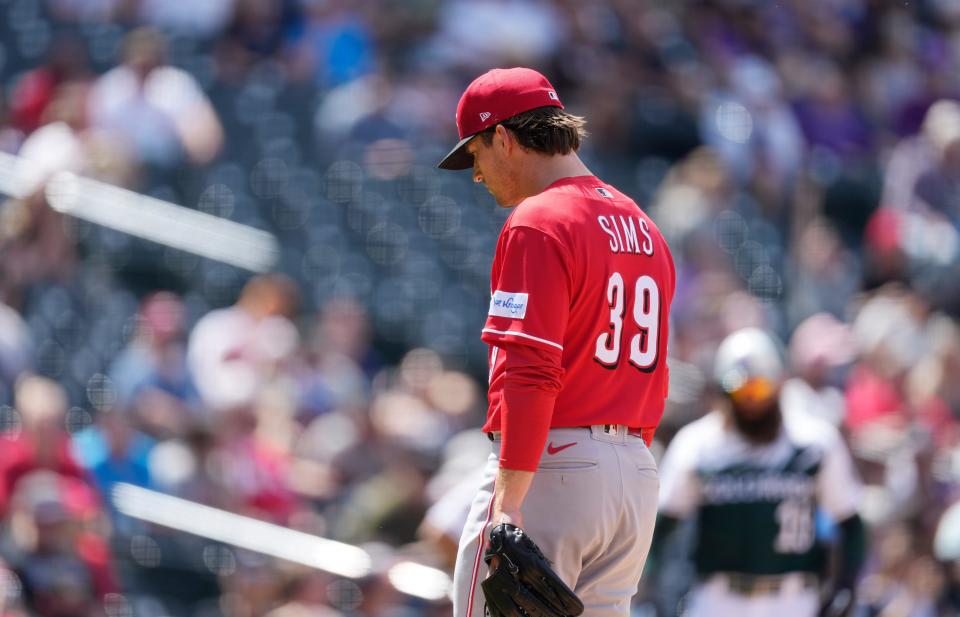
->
xmin=498 ymin=343 xmax=563 ymax=471
xmin=490 ymin=466 xmax=534 ymax=531
xmin=499 ymin=385 xmax=554 ymax=471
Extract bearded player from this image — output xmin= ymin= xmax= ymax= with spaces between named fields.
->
xmin=655 ymin=328 xmax=866 ymax=617
xmin=437 ymin=67 xmax=676 ymax=616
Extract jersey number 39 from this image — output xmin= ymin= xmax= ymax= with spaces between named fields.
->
xmin=594 ymin=272 xmax=660 ymax=371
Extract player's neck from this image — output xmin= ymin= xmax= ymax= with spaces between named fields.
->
xmin=518 ymin=152 xmax=593 ymax=200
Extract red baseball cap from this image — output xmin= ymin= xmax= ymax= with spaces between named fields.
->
xmin=437 ymin=67 xmax=564 ymax=170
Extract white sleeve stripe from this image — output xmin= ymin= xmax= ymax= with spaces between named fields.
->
xmin=481 ymin=328 xmax=563 ymax=350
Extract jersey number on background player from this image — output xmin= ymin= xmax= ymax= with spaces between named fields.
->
xmin=774 ymin=499 xmax=815 ymax=554
xmin=594 ymin=273 xmax=660 ymax=370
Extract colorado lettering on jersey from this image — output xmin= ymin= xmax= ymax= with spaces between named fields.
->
xmin=489 ymin=291 xmax=528 ymax=319
xmin=701 ymin=472 xmax=815 ymax=504
xmin=597 ymin=215 xmax=654 ymax=256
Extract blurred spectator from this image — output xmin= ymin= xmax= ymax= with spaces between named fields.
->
xmin=903 ymin=315 xmax=960 ymax=449
xmin=70 ymin=410 xmax=154 ymax=504
xmin=88 ymin=28 xmax=223 ymax=170
xmin=108 ymin=291 xmax=200 ymax=435
xmin=700 ymin=55 xmax=805 ymax=189
xmin=16 ymin=80 xmax=136 ymax=190
xmin=4 ymin=472 xmax=116 ymax=617
xmin=8 ymin=36 xmax=92 ymax=136
xmin=786 ymin=218 xmax=860 ymax=326
xmin=218 ymin=551 xmax=287 ymax=617
xmin=0 ymin=302 xmax=31 ymax=406
xmin=0 ymin=377 xmax=87 ymax=517
xmin=915 ymin=143 xmax=960 ymax=232
xmin=0 ymin=94 xmax=24 ymax=155
xmin=862 ymin=207 xmax=911 ymax=289
xmin=210 ymin=402 xmax=300 ymax=522
xmin=326 ymin=349 xmax=478 ymax=546
xmin=367 ymin=348 xmax=463 ymax=456
xmin=329 ymin=433 xmax=428 ymax=546
xmin=313 ymin=72 xmax=400 ymax=145
xmin=263 ymin=569 xmax=343 ymax=617
xmin=0 ymin=556 xmax=29 ymax=617
xmin=294 ymin=297 xmax=376 ymax=421
xmin=146 ymin=425 xmax=224 ymax=506
xmin=0 ymin=82 xmax=105 ymax=307
xmin=187 ymin=274 xmax=299 ymax=415
xmin=45 ymin=0 xmax=136 ymax=23
xmin=15 ymin=83 xmax=90 ymax=194
xmin=417 ymin=429 xmax=489 ymax=569
xmin=216 ymin=0 xmax=302 ymax=81
xmin=313 ymin=295 xmax=377 ymax=367
xmin=792 ymin=59 xmax=872 ymax=161
xmin=845 ymin=290 xmax=921 ymax=435
xmin=883 ymin=100 xmax=960 ymax=214
xmin=649 ymin=147 xmax=735 ymax=248
xmin=857 ymin=524 xmax=924 ymax=616
xmin=349 ymin=574 xmax=410 ymax=617
xmin=291 ymin=0 xmax=376 ymax=89
xmin=138 ymin=0 xmax=236 ymax=40
xmin=781 ymin=312 xmax=854 ymax=427
xmin=426 ymin=0 xmax=568 ymax=69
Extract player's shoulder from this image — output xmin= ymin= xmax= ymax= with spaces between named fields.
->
xmin=659 ymin=411 xmax=728 ymax=473
xmin=781 ymin=404 xmax=843 ymax=449
xmin=669 ymin=410 xmax=727 ymax=451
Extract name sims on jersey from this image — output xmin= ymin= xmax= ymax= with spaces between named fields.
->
xmin=597 ymin=215 xmax=654 ymax=256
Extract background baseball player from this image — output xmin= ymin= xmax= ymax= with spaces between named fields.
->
xmin=654 ymin=328 xmax=866 ymax=617
xmin=437 ymin=67 xmax=676 ymax=617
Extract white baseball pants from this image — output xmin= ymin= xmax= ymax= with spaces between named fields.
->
xmin=683 ymin=574 xmax=820 ymax=617
xmin=452 ymin=426 xmax=659 ymax=617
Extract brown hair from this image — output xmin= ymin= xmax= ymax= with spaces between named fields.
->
xmin=479 ymin=106 xmax=587 ymax=155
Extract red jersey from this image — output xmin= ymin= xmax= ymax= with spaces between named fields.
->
xmin=481 ymin=175 xmax=675 ymax=469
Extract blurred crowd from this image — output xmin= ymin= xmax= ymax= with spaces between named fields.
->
xmin=0 ymin=275 xmax=488 ymax=617
xmin=0 ymin=0 xmax=960 ymax=616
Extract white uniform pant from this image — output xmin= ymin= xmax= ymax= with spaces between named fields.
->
xmin=684 ymin=573 xmax=820 ymax=617
xmin=452 ymin=426 xmax=659 ymax=617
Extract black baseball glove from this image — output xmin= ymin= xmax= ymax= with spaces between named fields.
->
xmin=481 ymin=523 xmax=584 ymax=617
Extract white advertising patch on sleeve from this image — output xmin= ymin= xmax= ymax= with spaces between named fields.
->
xmin=489 ymin=291 xmax=528 ymax=319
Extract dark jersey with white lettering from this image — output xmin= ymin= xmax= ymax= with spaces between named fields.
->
xmin=658 ymin=407 xmax=862 ymax=576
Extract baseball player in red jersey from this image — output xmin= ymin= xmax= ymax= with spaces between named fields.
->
xmin=437 ymin=67 xmax=676 ymax=617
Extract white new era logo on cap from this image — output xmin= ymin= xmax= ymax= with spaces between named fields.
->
xmin=479 ymin=112 xmax=492 ymax=122
xmin=548 ymin=91 xmax=559 ymax=100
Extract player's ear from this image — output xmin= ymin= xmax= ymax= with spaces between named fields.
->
xmin=494 ymin=124 xmax=514 ymax=154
